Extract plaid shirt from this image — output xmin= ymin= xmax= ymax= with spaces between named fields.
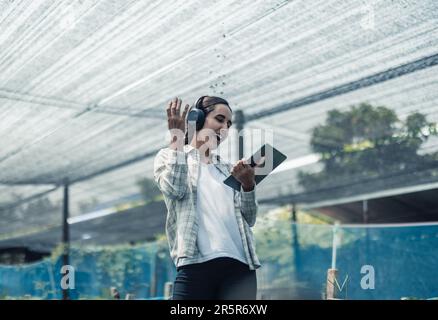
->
xmin=153 ymin=144 xmax=261 ymax=270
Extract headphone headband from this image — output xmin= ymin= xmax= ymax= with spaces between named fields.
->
xmin=194 ymin=96 xmax=230 ymax=111
xmin=194 ymin=95 xmax=207 ymax=110
xmin=185 ymin=95 xmax=231 ymax=143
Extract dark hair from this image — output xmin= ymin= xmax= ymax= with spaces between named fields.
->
xmin=184 ymin=96 xmax=232 ymax=144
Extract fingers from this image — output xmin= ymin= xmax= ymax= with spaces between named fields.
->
xmin=166 ymin=100 xmax=172 ymax=119
xmin=170 ymin=97 xmax=177 ymax=116
xmin=175 ymin=98 xmax=182 ymax=116
xmin=182 ymin=104 xmax=190 ymax=119
xmin=233 ymin=160 xmax=250 ymax=173
xmin=168 ymin=97 xmax=184 ymax=117
xmin=239 ymin=159 xmax=251 ymax=168
xmin=231 ymin=161 xmax=241 ymax=175
xmin=166 ymin=97 xmax=188 ymax=134
xmin=231 ymin=159 xmax=255 ymax=189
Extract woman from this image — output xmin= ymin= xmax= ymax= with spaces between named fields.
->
xmin=154 ymin=96 xmax=260 ymax=300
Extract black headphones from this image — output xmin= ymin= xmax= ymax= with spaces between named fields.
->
xmin=185 ymin=96 xmax=231 ymax=144
xmin=187 ymin=95 xmax=208 ymax=131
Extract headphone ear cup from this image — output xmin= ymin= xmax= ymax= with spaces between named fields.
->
xmin=196 ymin=109 xmax=205 ymax=131
xmin=187 ymin=108 xmax=205 ymax=131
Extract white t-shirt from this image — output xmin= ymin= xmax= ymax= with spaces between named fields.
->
xmin=195 ymin=162 xmax=247 ymax=265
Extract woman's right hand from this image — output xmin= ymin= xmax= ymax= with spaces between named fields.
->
xmin=167 ymin=97 xmax=190 ymax=131
xmin=167 ymin=97 xmax=190 ymax=149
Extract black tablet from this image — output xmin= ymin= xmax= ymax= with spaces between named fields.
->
xmin=223 ymin=143 xmax=287 ymax=191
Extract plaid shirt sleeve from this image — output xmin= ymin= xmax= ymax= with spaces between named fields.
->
xmin=225 ymin=161 xmax=259 ymax=227
xmin=240 ymin=187 xmax=258 ymax=227
xmin=153 ymin=148 xmax=188 ymax=200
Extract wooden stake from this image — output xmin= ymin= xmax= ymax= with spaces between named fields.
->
xmin=326 ymin=268 xmax=338 ymax=300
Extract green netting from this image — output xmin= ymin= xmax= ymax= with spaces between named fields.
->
xmin=1 ymin=222 xmax=437 ymax=299
xmin=0 ymin=241 xmax=175 ymax=300
xmin=254 ymin=222 xmax=438 ymax=299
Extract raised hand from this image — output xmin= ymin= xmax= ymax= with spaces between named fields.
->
xmin=166 ymin=97 xmax=189 ymax=149
xmin=167 ymin=97 xmax=190 ymax=131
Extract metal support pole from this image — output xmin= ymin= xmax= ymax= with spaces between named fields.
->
xmin=292 ymin=203 xmax=297 ymax=223
xmin=150 ymin=249 xmax=157 ymax=298
xmin=291 ymin=203 xmax=301 ymax=281
xmin=234 ymin=110 xmax=245 ymax=160
xmin=363 ymin=199 xmax=370 ymax=274
xmin=62 ymin=179 xmax=70 ymax=300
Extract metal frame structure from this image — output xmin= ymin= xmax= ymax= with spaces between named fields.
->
xmin=1 ymin=0 xmax=438 ymax=299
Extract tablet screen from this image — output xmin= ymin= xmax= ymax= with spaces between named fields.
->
xmin=223 ymin=143 xmax=287 ymax=191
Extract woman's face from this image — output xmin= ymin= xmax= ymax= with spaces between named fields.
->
xmin=198 ymin=103 xmax=232 ymax=150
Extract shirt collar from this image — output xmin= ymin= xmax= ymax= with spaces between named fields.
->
xmin=183 ymin=144 xmax=223 ymax=163
xmin=183 ymin=144 xmax=197 ymax=154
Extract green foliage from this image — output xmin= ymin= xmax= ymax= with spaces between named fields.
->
xmin=299 ymin=103 xmax=438 ymax=190
xmin=253 ymin=207 xmax=335 ymax=264
xmin=0 ymin=194 xmax=61 ymax=221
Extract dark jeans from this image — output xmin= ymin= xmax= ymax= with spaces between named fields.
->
xmin=172 ymin=257 xmax=257 ymax=300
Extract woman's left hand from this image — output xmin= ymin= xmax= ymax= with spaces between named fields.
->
xmin=231 ymin=159 xmax=256 ymax=191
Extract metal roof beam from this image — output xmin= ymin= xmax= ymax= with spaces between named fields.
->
xmin=246 ymin=53 xmax=438 ymax=121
